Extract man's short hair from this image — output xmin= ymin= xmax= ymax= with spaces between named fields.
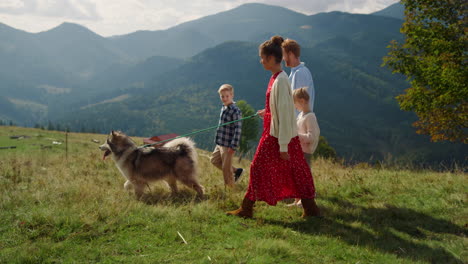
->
xmin=282 ymin=39 xmax=301 ymax=58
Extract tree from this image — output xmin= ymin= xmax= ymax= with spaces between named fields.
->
xmin=314 ymin=136 xmax=337 ymax=160
xmin=47 ymin=120 xmax=55 ymax=131
xmin=236 ymin=100 xmax=260 ymax=160
xmin=383 ymin=0 xmax=467 ymax=143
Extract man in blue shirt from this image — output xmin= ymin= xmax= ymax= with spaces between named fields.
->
xmin=282 ymin=39 xmax=315 ymax=112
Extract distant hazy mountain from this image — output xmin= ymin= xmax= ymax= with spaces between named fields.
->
xmin=109 ymin=29 xmax=216 ymax=61
xmin=110 ymin=3 xmax=309 ymax=60
xmin=0 ymin=22 xmax=133 ymax=101
xmin=173 ymin=3 xmax=309 ymax=42
xmin=372 ymin=2 xmax=404 ymax=20
xmin=67 ymin=55 xmax=185 ymax=109
xmin=0 ymin=22 xmax=136 ymax=123
xmin=34 ymin=22 xmax=132 ymax=79
xmin=0 ymin=23 xmax=67 ymax=97
xmin=110 ymin=3 xmax=406 ymax=60
xmin=1 ymin=22 xmax=132 ymax=85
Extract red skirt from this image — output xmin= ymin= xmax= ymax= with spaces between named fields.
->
xmin=245 ymin=133 xmax=316 ymax=206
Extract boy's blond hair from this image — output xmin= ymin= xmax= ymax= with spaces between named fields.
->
xmin=292 ymin=87 xmax=310 ymax=102
xmin=218 ymin=84 xmax=234 ymax=95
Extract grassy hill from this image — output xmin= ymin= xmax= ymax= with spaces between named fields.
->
xmin=0 ymin=126 xmax=466 ymax=263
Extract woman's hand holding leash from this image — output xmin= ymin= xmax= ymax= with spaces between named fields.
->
xmin=257 ymin=109 xmax=265 ymax=119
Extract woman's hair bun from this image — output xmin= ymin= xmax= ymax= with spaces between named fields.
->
xmin=271 ymin=35 xmax=284 ymax=46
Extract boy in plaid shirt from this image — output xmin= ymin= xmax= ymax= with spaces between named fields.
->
xmin=210 ymin=84 xmax=243 ymax=187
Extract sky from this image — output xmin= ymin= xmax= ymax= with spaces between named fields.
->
xmin=0 ymin=0 xmax=400 ymax=37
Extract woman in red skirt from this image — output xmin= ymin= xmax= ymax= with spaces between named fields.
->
xmin=227 ymin=36 xmax=320 ymax=218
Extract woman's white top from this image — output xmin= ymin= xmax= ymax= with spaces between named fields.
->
xmin=269 ymin=71 xmax=298 ymax=152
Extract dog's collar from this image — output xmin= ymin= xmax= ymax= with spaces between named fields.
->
xmin=116 ymin=147 xmax=137 ymax=160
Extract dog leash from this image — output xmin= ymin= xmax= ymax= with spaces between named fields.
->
xmin=137 ymin=112 xmax=259 ymax=149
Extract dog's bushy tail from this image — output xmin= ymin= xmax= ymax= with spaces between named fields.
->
xmin=165 ymin=137 xmax=198 ymax=174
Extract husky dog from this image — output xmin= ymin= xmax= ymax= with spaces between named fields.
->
xmin=99 ymin=131 xmax=204 ymax=199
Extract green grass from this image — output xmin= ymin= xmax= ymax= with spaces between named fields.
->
xmin=0 ymin=126 xmax=466 ymax=263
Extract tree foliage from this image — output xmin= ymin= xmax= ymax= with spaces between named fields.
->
xmin=383 ymin=0 xmax=467 ymax=143
xmin=236 ymin=100 xmax=260 ymax=160
xmin=314 ymin=136 xmax=337 ymax=160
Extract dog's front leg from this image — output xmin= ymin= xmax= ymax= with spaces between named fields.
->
xmin=124 ymin=180 xmax=133 ymax=190
xmin=180 ymin=178 xmax=205 ymax=198
xmin=133 ymin=183 xmax=145 ymax=200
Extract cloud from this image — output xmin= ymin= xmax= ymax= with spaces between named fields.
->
xmin=0 ymin=0 xmax=100 ymax=20
xmin=0 ymin=0 xmax=25 ymax=9
xmin=318 ymin=0 xmax=399 ymax=14
xmin=219 ymin=0 xmax=399 ymax=15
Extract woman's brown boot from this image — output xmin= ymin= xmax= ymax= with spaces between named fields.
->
xmin=226 ymin=197 xmax=255 ymax=218
xmin=301 ymin=198 xmax=321 ymax=218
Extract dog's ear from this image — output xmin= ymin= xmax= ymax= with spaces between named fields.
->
xmin=111 ymin=130 xmax=116 ymax=136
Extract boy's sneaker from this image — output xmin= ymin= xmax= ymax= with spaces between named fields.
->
xmin=234 ymin=168 xmax=244 ymax=182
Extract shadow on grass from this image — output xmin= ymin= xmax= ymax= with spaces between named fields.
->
xmin=265 ymin=197 xmax=466 ymax=263
xmin=139 ymin=189 xmax=208 ymax=205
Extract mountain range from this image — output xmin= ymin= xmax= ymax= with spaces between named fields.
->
xmin=0 ymin=2 xmax=466 ymax=165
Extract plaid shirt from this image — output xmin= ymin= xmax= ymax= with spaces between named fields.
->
xmin=215 ymin=102 xmax=242 ymax=150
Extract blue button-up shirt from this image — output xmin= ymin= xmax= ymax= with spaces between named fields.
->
xmin=289 ymin=62 xmax=315 ymax=112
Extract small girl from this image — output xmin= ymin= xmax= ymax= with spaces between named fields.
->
xmin=288 ymin=87 xmax=320 ymax=207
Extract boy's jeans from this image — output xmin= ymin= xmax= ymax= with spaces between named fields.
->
xmin=210 ymin=145 xmax=236 ymax=186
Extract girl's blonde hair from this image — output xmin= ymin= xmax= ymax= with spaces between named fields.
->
xmin=218 ymin=84 xmax=234 ymax=95
xmin=292 ymin=87 xmax=310 ymax=102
